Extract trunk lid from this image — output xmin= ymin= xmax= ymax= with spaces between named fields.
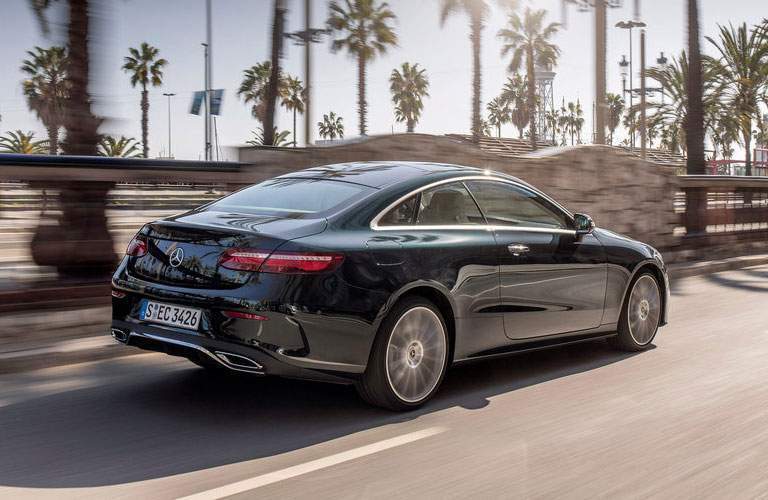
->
xmin=128 ymin=210 xmax=327 ymax=288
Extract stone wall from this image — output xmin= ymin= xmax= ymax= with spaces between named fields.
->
xmin=238 ymin=134 xmax=679 ymax=250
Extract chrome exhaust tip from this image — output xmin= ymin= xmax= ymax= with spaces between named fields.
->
xmin=214 ymin=351 xmax=264 ymax=371
xmin=111 ymin=328 xmax=129 ymax=343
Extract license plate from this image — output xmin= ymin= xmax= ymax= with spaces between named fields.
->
xmin=140 ymin=300 xmax=202 ymax=330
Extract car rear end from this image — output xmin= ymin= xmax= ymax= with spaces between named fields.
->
xmin=110 ymin=177 xmax=380 ymax=382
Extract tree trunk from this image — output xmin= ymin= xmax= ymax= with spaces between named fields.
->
xmin=141 ymin=88 xmax=149 ymax=157
xmin=497 ymin=124 xmax=501 ymax=138
xmin=407 ymin=118 xmax=415 ymax=133
xmin=264 ymin=0 xmax=285 ymax=146
xmin=684 ymin=0 xmax=707 ymax=237
xmin=685 ymin=0 xmax=706 ymax=175
xmin=470 ymin=15 xmax=482 ymax=143
xmin=745 ymin=127 xmax=752 ymax=176
xmin=526 ymin=46 xmax=537 ymax=150
xmin=46 ymin=124 xmax=59 ymax=155
xmin=30 ymin=0 xmax=116 ymax=277
xmin=63 ymin=0 xmax=100 ymax=155
xmin=293 ymin=108 xmax=297 ymax=147
xmin=357 ymin=54 xmax=367 ymax=136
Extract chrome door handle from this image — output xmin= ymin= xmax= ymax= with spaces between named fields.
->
xmin=507 ymin=244 xmax=530 ymax=256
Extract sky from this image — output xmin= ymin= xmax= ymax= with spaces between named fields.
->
xmin=0 ymin=0 xmax=764 ymax=161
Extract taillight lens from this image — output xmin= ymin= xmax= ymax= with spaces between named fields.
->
xmin=126 ymin=237 xmax=147 ymax=257
xmin=219 ymin=249 xmax=344 ymax=274
xmin=222 ymin=310 xmax=268 ymax=321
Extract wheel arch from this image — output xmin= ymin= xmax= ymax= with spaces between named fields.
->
xmin=622 ymin=260 xmax=669 ymax=326
xmin=374 ymin=282 xmax=457 ymax=363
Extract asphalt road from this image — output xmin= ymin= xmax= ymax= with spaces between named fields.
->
xmin=3 ymin=266 xmax=768 ymax=499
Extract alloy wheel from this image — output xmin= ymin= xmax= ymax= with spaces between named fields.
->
xmin=627 ymin=274 xmax=661 ymax=345
xmin=385 ymin=306 xmax=447 ymax=404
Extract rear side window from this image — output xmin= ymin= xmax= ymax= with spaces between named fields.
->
xmin=208 ymin=178 xmax=372 ymax=216
xmin=416 ymin=182 xmax=484 ymax=225
xmin=378 ymin=195 xmax=418 ymax=226
xmin=466 ymin=180 xmax=570 ymax=229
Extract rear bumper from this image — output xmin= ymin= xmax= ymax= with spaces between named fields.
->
xmin=111 ymin=320 xmax=361 ymax=384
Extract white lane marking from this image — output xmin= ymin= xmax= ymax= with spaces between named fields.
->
xmin=178 ymin=427 xmax=447 ymax=500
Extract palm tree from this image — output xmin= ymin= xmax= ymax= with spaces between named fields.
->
xmin=328 ymin=0 xmax=397 ymax=136
xmin=440 ymin=0 xmax=518 ymax=142
xmin=709 ymin=113 xmax=739 ymax=161
xmin=562 ymin=100 xmax=583 ymax=145
xmin=706 ymin=22 xmax=768 ymax=176
xmin=97 ymin=135 xmax=142 ymax=158
xmin=0 ymin=130 xmax=49 ymax=154
xmin=29 ymin=0 xmax=100 ymax=156
xmin=545 ymin=106 xmax=560 ymax=144
xmin=498 ymin=6 xmax=560 ymax=150
xmin=21 ymin=46 xmax=69 ymax=155
xmin=557 ymin=98 xmax=569 ymax=146
xmin=122 ymin=43 xmax=167 ymax=158
xmin=390 ymin=62 xmax=430 ymax=133
xmin=318 ymin=112 xmax=345 ymax=140
xmin=606 ymin=92 xmax=624 ymax=145
xmin=486 ymin=97 xmax=510 ymax=138
xmin=573 ymin=100 xmax=585 ymax=144
xmin=282 ymin=76 xmax=305 ymax=147
xmin=501 ymin=74 xmax=529 ymax=138
xmin=239 ymin=62 xmax=285 ymax=123
xmin=480 ymin=118 xmax=493 ymax=137
xmin=645 ymin=51 xmax=722 ymax=156
xmin=246 ymin=127 xmax=292 ymax=147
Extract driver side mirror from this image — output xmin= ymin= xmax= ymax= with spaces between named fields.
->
xmin=574 ymin=213 xmax=595 ymax=236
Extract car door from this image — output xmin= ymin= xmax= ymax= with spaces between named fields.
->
xmin=371 ymin=180 xmax=506 ymax=357
xmin=465 ymin=179 xmax=607 ymax=340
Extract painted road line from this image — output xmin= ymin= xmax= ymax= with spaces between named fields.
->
xmin=178 ymin=427 xmax=447 ymax=500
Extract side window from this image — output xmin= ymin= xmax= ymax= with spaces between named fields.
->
xmin=415 ymin=182 xmax=484 ymax=225
xmin=466 ymin=180 xmax=570 ymax=230
xmin=378 ymin=195 xmax=418 ymax=226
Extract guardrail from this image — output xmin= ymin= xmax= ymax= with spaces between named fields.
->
xmin=679 ymin=176 xmax=768 ymax=251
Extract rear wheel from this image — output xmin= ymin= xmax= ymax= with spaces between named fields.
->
xmin=356 ymin=297 xmax=449 ymax=411
xmin=609 ymin=272 xmax=662 ymax=351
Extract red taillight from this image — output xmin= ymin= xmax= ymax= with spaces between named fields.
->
xmin=219 ymin=249 xmax=344 ymax=274
xmin=218 ymin=249 xmax=269 ymax=271
xmin=126 ymin=237 xmax=147 ymax=257
xmin=111 ymin=290 xmax=126 ymax=299
xmin=222 ymin=310 xmax=269 ymax=321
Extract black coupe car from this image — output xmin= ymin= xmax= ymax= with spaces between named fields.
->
xmin=111 ymin=162 xmax=669 ymax=410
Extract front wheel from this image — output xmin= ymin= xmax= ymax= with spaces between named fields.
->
xmin=356 ymin=297 xmax=449 ymax=411
xmin=609 ymin=272 xmax=662 ymax=351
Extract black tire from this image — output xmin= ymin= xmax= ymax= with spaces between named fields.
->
xmin=609 ymin=271 xmax=662 ymax=352
xmin=356 ymin=297 xmax=450 ymax=411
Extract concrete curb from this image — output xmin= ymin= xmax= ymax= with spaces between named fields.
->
xmin=2 ymin=256 xmax=768 ymax=375
xmin=668 ymin=254 xmax=768 ymax=279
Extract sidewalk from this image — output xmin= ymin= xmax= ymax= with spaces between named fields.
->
xmin=2 ymin=255 xmax=768 ymax=374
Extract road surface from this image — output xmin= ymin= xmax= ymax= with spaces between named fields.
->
xmin=2 ymin=266 xmax=768 ymax=499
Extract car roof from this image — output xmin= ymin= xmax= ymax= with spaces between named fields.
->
xmin=277 ymin=161 xmax=497 ymax=188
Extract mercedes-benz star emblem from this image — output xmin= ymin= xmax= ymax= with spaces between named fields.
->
xmin=168 ymin=247 xmax=184 ymax=268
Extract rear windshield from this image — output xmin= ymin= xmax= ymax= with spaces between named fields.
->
xmin=208 ymin=178 xmax=373 ymax=216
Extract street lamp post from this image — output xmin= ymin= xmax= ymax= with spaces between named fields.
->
xmin=286 ymin=0 xmax=331 ymax=146
xmin=615 ymin=19 xmax=646 ymax=149
xmin=162 ymin=92 xmax=176 ymax=159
